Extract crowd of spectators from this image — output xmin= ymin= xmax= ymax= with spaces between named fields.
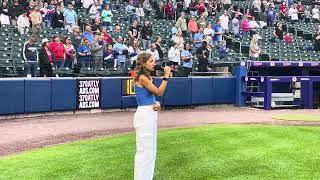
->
xmin=1 ymin=0 xmax=319 ymax=77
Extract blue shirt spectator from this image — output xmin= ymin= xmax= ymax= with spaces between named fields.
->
xmin=193 ymin=30 xmax=204 ymax=48
xmin=82 ymin=28 xmax=95 ymax=43
xmin=113 ymin=38 xmax=128 ymax=64
xmin=63 ymin=7 xmax=77 ymax=25
xmin=181 ymin=50 xmax=193 ymax=68
xmin=213 ymin=23 xmax=223 ymax=42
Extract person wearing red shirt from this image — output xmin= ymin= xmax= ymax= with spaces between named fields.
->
xmin=279 ymin=1 xmax=288 ymax=20
xmin=296 ymin=1 xmax=305 ymax=20
xmin=164 ymin=0 xmax=174 ymax=20
xmin=48 ymin=35 xmax=66 ymax=69
xmin=197 ymin=1 xmax=206 ymax=16
xmin=101 ymin=27 xmax=111 ymax=45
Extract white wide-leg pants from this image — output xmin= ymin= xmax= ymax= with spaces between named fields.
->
xmin=133 ymin=105 xmax=158 ymax=180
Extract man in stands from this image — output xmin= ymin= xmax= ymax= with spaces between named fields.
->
xmin=176 ymin=12 xmax=187 ymax=37
xmin=113 ymin=36 xmax=128 ymax=68
xmin=23 ymin=35 xmax=39 ymax=77
xmin=313 ymin=28 xmax=320 ymax=52
xmin=193 ymin=28 xmax=204 ymax=49
xmin=30 ymin=6 xmax=42 ymax=34
xmin=9 ymin=0 xmax=23 ymax=26
xmin=70 ymin=26 xmax=82 ymax=53
xmin=128 ymin=20 xmax=139 ymax=42
xmin=196 ymin=41 xmax=210 ymax=72
xmin=82 ymin=25 xmax=95 ymax=43
xmin=146 ymin=44 xmax=160 ymax=62
xmin=63 ymin=3 xmax=77 ymax=33
xmin=91 ymin=33 xmax=106 ymax=70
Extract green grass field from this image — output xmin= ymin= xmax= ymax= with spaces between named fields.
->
xmin=273 ymin=114 xmax=320 ymax=121
xmin=1 ymin=125 xmax=320 ymax=180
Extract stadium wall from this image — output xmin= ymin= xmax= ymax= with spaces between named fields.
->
xmin=0 ymin=77 xmax=236 ymax=115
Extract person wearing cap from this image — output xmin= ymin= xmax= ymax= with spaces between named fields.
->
xmin=39 ymin=38 xmax=54 ymax=77
xmin=23 ymin=35 xmax=39 ymax=77
xmin=17 ymin=11 xmax=30 ymax=35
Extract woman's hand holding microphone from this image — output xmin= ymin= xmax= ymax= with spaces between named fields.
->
xmin=163 ymin=66 xmax=171 ymax=78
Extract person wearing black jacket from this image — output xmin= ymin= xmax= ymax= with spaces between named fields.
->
xmin=23 ymin=35 xmax=39 ymax=77
xmin=196 ymin=41 xmax=210 ymax=72
xmin=51 ymin=5 xmax=64 ymax=29
xmin=141 ymin=20 xmax=153 ymax=50
xmin=39 ymin=38 xmax=54 ymax=77
xmin=9 ymin=0 xmax=23 ymax=26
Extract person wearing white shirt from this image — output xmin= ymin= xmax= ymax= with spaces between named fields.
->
xmin=168 ymin=42 xmax=180 ymax=71
xmin=146 ymin=44 xmax=159 ymax=62
xmin=17 ymin=12 xmax=30 ymax=35
xmin=204 ymin=23 xmax=214 ymax=45
xmin=288 ymin=5 xmax=299 ymax=22
xmin=312 ymin=5 xmax=320 ymax=22
xmin=135 ymin=4 xmax=145 ymax=22
xmin=219 ymin=10 xmax=230 ymax=34
xmin=82 ymin=0 xmax=94 ymax=9
xmin=128 ymin=38 xmax=140 ymax=65
xmin=249 ymin=17 xmax=260 ymax=36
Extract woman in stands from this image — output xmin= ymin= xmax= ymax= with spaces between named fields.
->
xmin=39 ymin=38 xmax=54 ymax=77
xmin=249 ymin=35 xmax=261 ymax=61
xmin=51 ymin=5 xmax=64 ymax=29
xmin=77 ymin=38 xmax=92 ymax=68
xmin=63 ymin=36 xmax=76 ymax=69
xmin=133 ymin=52 xmax=171 ymax=180
xmin=128 ymin=38 xmax=140 ymax=68
xmin=181 ymin=43 xmax=194 ymax=77
xmin=168 ymin=42 xmax=180 ymax=72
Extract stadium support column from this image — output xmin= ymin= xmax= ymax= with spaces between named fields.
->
xmin=301 ymin=80 xmax=313 ymax=109
xmin=264 ymin=77 xmax=272 ymax=110
xmin=234 ymin=66 xmax=247 ymax=107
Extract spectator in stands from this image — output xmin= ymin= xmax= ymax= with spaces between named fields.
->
xmin=77 ymin=38 xmax=92 ymax=68
xmin=251 ymin=4 xmax=260 ymax=21
xmin=104 ymin=44 xmax=115 ymax=68
xmin=63 ymin=36 xmax=76 ymax=69
xmin=113 ymin=36 xmax=128 ymax=68
xmin=249 ymin=17 xmax=260 ymax=36
xmin=279 ymin=1 xmax=288 ymax=21
xmin=125 ymin=0 xmax=135 ymax=24
xmin=313 ymin=28 xmax=320 ymax=52
xmin=174 ymin=29 xmax=185 ymax=51
xmin=49 ymin=36 xmax=66 ymax=69
xmin=23 ymin=35 xmax=39 ymax=77
xmin=204 ymin=23 xmax=214 ymax=45
xmin=249 ymin=35 xmax=261 ymax=60
xmin=284 ymin=32 xmax=293 ymax=44
xmin=52 ymin=5 xmax=64 ymax=29
xmin=146 ymin=44 xmax=160 ymax=62
xmin=196 ymin=41 xmax=209 ymax=72
xmin=218 ymin=40 xmax=228 ymax=60
xmin=193 ymin=28 xmax=204 ymax=48
xmin=188 ymin=16 xmax=198 ymax=42
xmin=101 ymin=4 xmax=113 ymax=30
xmin=30 ymin=6 xmax=42 ymax=34
xmin=168 ymin=42 xmax=180 ymax=71
xmin=197 ymin=15 xmax=206 ymax=29
xmin=297 ymin=1 xmax=305 ymax=20
xmin=135 ymin=4 xmax=144 ymax=23
xmin=181 ymin=42 xmax=193 ymax=77
xmin=155 ymin=1 xmax=164 ymax=19
xmin=305 ymin=6 xmax=312 ymax=23
xmin=128 ymin=20 xmax=139 ymax=42
xmin=17 ymin=12 xmax=30 ymax=35
xmin=273 ymin=22 xmax=284 ymax=43
xmin=82 ymin=0 xmax=93 ymax=10
xmin=70 ymin=25 xmax=82 ymax=52
xmin=176 ymin=12 xmax=187 ymax=37
xmin=40 ymin=2 xmax=52 ymax=29
xmin=0 ymin=1 xmax=10 ymax=26
xmin=164 ymin=0 xmax=174 ymax=20
xmin=241 ymin=16 xmax=250 ymax=36
xmin=197 ymin=0 xmax=206 ymax=16
xmin=91 ymin=33 xmax=106 ymax=70
xmin=232 ymin=14 xmax=240 ymax=38
xmin=188 ymin=0 xmax=197 ymax=16
xmin=101 ymin=27 xmax=111 ymax=45
xmin=155 ymin=36 xmax=164 ymax=62
xmin=266 ymin=4 xmax=276 ymax=27
xmin=288 ymin=4 xmax=299 ymax=23
xmin=91 ymin=17 xmax=102 ymax=33
xmin=9 ymin=0 xmax=23 ymax=26
xmin=112 ymin=25 xmax=123 ymax=44
xmin=89 ymin=0 xmax=101 ymax=22
xmin=39 ymin=38 xmax=54 ymax=77
xmin=222 ymin=0 xmax=231 ymax=10
xmin=143 ymin=0 xmax=153 ymax=16
xmin=82 ymin=25 xmax=95 ymax=43
xmin=63 ymin=3 xmax=77 ymax=33
xmin=128 ymin=38 xmax=140 ymax=66
xmin=312 ymin=5 xmax=319 ymax=22
xmin=141 ymin=20 xmax=153 ymax=50
xmin=213 ymin=19 xmax=223 ymax=44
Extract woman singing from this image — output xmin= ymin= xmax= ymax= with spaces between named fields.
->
xmin=133 ymin=53 xmax=171 ymax=180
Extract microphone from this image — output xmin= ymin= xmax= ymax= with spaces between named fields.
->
xmin=154 ymin=64 xmax=177 ymax=73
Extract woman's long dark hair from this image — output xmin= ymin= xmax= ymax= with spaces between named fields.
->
xmin=134 ymin=53 xmax=153 ymax=82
